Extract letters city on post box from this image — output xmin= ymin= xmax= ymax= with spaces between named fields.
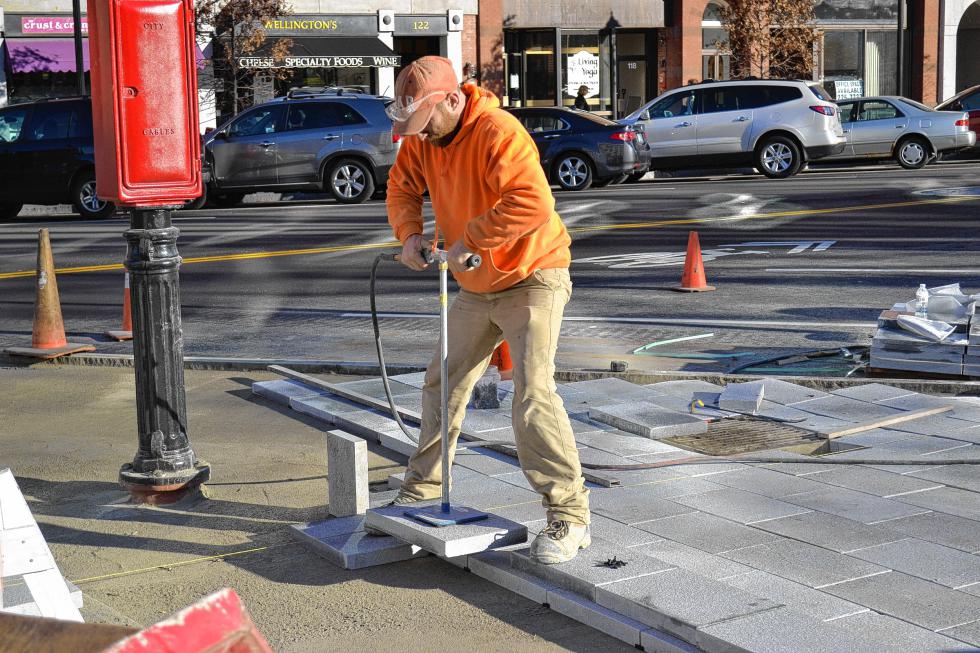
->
xmin=87 ymin=0 xmax=202 ymax=206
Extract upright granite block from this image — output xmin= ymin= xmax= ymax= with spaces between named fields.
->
xmin=364 ymin=503 xmax=528 ymax=557
xmin=510 ymin=538 xmax=675 ymax=601
xmin=588 ymin=402 xmax=707 ymax=440
xmin=717 ymin=381 xmax=765 ymax=414
xmin=327 ymin=430 xmax=368 ymax=517
xmin=594 ymin=569 xmax=781 ymax=645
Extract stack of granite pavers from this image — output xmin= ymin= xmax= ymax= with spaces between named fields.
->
xmin=254 ymin=373 xmax=980 ymax=653
xmin=871 ymin=285 xmax=978 ymax=377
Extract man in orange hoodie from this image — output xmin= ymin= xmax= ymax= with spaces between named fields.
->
xmin=382 ymin=56 xmax=590 ymax=564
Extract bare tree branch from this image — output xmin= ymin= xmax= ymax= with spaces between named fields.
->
xmin=719 ymin=0 xmax=817 ymax=80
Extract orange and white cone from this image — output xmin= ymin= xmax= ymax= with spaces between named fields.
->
xmin=491 ymin=341 xmax=513 ymax=381
xmin=673 ymin=231 xmax=716 ymax=292
xmin=4 ymin=229 xmax=96 ymax=359
xmin=105 ymin=271 xmax=133 ymax=341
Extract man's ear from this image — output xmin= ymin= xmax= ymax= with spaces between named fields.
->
xmin=447 ymin=89 xmax=464 ymax=113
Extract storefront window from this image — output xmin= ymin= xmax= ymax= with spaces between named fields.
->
xmin=616 ymin=32 xmax=647 ymax=114
xmin=524 ymin=31 xmax=556 ymax=106
xmin=701 ymin=3 xmax=730 ymax=82
xmin=562 ymin=31 xmax=606 ymax=112
xmin=822 ymin=29 xmax=896 ymax=99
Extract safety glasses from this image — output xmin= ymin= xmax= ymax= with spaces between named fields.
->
xmin=385 ymin=90 xmax=449 ymax=123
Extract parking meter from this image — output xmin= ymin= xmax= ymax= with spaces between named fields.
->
xmin=88 ymin=0 xmax=201 ymax=205
xmin=87 ymin=0 xmax=209 ymax=503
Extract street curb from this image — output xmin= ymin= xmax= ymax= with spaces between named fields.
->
xmin=11 ymin=352 xmax=980 ymax=396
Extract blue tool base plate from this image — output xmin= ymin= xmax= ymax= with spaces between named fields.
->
xmin=404 ymin=504 xmax=491 ymax=527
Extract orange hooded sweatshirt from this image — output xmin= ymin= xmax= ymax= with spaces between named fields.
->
xmin=386 ymin=85 xmax=571 ymax=294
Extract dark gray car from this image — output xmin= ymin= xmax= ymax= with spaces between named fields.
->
xmin=506 ymin=107 xmax=642 ymax=191
xmin=202 ymin=89 xmax=399 ymax=205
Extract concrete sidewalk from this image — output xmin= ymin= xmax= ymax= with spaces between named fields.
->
xmin=0 ymin=365 xmax=631 ymax=652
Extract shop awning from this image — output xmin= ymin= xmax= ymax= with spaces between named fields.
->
xmin=236 ymin=36 xmax=401 ymax=69
xmin=7 ymin=38 xmax=90 ymax=73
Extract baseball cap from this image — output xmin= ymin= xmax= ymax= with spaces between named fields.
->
xmin=387 ymin=56 xmax=460 ymax=136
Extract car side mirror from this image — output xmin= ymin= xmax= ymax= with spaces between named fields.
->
xmin=640 ymin=110 xmax=651 ymax=121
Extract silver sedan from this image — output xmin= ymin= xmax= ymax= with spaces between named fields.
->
xmin=826 ymin=96 xmax=976 ymax=169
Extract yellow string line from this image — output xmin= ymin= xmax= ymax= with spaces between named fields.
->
xmin=69 ymin=541 xmax=294 ymax=585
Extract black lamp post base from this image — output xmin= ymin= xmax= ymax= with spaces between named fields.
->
xmin=119 ymin=461 xmax=211 ymax=505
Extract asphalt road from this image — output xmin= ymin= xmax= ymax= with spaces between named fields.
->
xmin=2 ymin=160 xmax=979 ymax=375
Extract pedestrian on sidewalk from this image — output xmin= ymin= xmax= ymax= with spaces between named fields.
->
xmin=381 ymin=56 xmax=590 ymax=564
xmin=573 ymin=85 xmax=590 ymax=111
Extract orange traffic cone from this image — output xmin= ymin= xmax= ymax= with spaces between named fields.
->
xmin=105 ymin=271 xmax=133 ymax=341
xmin=4 ymin=229 xmax=96 ymax=359
xmin=674 ymin=231 xmax=716 ymax=292
xmin=491 ymin=341 xmax=513 ymax=381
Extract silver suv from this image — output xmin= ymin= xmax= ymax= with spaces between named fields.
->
xmin=621 ymin=79 xmax=845 ymax=178
xmin=202 ymin=88 xmax=399 ymax=205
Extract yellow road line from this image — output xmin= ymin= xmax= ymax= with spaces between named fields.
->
xmin=0 ymin=195 xmax=974 ymax=281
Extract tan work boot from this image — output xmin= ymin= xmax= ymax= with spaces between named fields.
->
xmin=529 ymin=520 xmax=591 ymax=564
xmin=364 ymin=491 xmax=424 ymax=536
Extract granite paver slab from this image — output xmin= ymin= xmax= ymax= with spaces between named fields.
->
xmin=574 ymin=430 xmax=686 ymax=458
xmin=640 ymin=539 xmax=756 ymax=581
xmin=467 ymin=550 xmax=555 ymax=604
xmin=449 ymin=476 xmax=542 ymax=511
xmin=364 ymin=503 xmax=528 ymax=557
xmin=546 ymin=588 xmax=651 ymax=647
xmin=751 ymin=511 xmax=907 ymax=553
xmin=588 ymin=402 xmax=708 ymax=440
xmin=710 ymin=466 xmax=832 ymax=498
xmin=462 ymin=410 xmax=514 ymax=433
xmin=847 ymin=538 xmax=980 ymax=588
xmin=894 ymin=486 xmax=980 ymax=520
xmin=511 ymin=538 xmax=676 ymax=601
xmin=595 ymin=569 xmax=781 ymax=645
xmin=590 ymin=481 xmax=719 ymax=525
xmin=754 ymin=379 xmax=828 ymax=405
xmin=802 ymin=466 xmax=943 ymax=498
xmin=961 ymin=583 xmax=980 ymax=598
xmin=720 ymin=570 xmax=868 ymax=621
xmin=645 ymin=380 xmax=724 ymax=397
xmin=489 ymin=502 xmax=550 ymax=526
xmin=454 ymin=450 xmax=522 ymax=476
xmin=910 ymin=463 xmax=980 ymax=492
xmin=289 ymin=393 xmax=363 ymax=423
xmin=822 ymin=571 xmax=980 ymax=631
xmin=565 ymin=378 xmax=667 ymax=403
xmin=721 ymin=538 xmax=888 ymax=589
xmin=830 ymin=383 xmax=915 ymax=403
xmin=782 ymin=486 xmax=933 ymax=524
xmin=941 ymin=619 xmax=980 ymax=647
xmin=672 ymin=488 xmax=812 ymax=525
xmin=879 ymin=511 xmax=980 ymax=554
xmin=589 ymin=514 xmax=666 ymax=548
xmin=697 ymin=606 xmax=898 ymax=653
xmin=252 ymin=379 xmax=325 ymax=405
xmin=837 ymin=611 xmax=974 ymax=651
xmin=291 ymin=521 xmax=428 ymax=569
xmin=790 ymin=395 xmax=906 ymax=422
xmin=717 ymin=380 xmax=765 ymax=414
xmin=634 ymin=511 xmax=779 ymax=554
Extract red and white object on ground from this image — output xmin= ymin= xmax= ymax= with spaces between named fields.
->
xmin=100 ymin=588 xmax=272 ymax=653
xmin=104 ymin=271 xmax=133 ymax=341
xmin=491 ymin=341 xmax=513 ymax=381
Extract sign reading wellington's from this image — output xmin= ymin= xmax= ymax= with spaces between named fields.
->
xmin=237 ymin=55 xmax=401 ymax=69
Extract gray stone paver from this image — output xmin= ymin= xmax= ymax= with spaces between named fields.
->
xmin=574 ymin=430 xmax=685 ymax=457
xmin=720 ymin=570 xmax=869 ymax=621
xmin=830 ymin=383 xmax=915 ymax=403
xmin=940 ymin=620 xmax=980 ymax=648
xmin=252 ymin=378 xmax=325 ymax=404
xmin=595 ymin=569 xmax=781 ymax=646
xmin=879 ymin=511 xmax=980 ymax=554
xmin=644 ymin=380 xmax=724 ymax=397
xmin=754 ymin=378 xmax=828 ymax=405
xmin=791 ymin=395 xmax=906 ymax=422
xmin=641 ymin=539 xmax=757 ymax=581
xmin=847 ymin=538 xmax=980 ymax=588
xmin=589 ymin=514 xmax=666 ymax=549
xmin=822 ymin=571 xmax=980 ymax=631
xmin=589 ymin=479 xmax=721 ymax=525
xmin=802 ymin=466 xmax=944 ymax=498
xmin=781 ymin=486 xmax=932 ymax=524
xmin=752 ymin=510 xmax=909 ymax=553
xmin=836 ymin=611 xmax=975 ymax=652
xmin=511 ymin=538 xmax=675 ymax=601
xmin=671 ymin=488 xmax=812 ymax=525
xmin=711 ymin=466 xmax=844 ymax=498
xmin=634 ymin=511 xmax=780 ymax=554
xmin=961 ymin=583 xmax=980 ymax=597
xmin=910 ymin=464 xmax=980 ymax=493
xmin=876 ymin=392 xmax=959 ymax=412
xmin=698 ymin=607 xmax=889 ymax=653
xmin=720 ymin=538 xmax=889 ymax=589
xmin=895 ymin=486 xmax=980 ymax=520
xmin=588 ymin=402 xmax=708 ymax=439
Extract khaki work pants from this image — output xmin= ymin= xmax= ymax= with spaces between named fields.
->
xmin=399 ymin=268 xmax=590 ymax=525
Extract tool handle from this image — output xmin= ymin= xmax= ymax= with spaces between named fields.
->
xmin=422 ymin=248 xmax=482 ymax=270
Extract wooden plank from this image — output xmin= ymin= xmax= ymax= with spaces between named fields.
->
xmin=0 ymin=612 xmax=135 ymax=653
xmin=824 ymin=405 xmax=954 ymax=440
xmin=24 ymin=569 xmax=82 ymax=622
xmin=0 ymin=470 xmax=35 ymax=530
xmin=268 ymin=366 xmax=622 ymax=487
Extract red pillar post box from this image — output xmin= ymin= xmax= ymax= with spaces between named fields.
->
xmin=88 ymin=0 xmax=209 ymax=503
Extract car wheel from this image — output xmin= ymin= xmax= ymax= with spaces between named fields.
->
xmin=553 ymin=153 xmax=593 ymax=191
xmin=71 ymin=172 xmax=116 ymax=219
xmin=895 ymin=137 xmax=929 ymax=169
xmin=624 ymin=172 xmax=647 ymax=183
xmin=0 ymin=203 xmax=23 ymax=221
xmin=755 ymin=136 xmax=803 ymax=179
xmin=326 ymin=158 xmax=375 ymax=204
xmin=210 ymin=192 xmax=245 ymax=208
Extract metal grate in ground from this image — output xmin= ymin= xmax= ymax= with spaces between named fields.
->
xmin=662 ymin=417 xmax=820 ymax=456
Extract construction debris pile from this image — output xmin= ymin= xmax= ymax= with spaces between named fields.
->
xmin=871 ymin=283 xmax=979 ymax=377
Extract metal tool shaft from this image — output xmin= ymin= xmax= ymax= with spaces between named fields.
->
xmin=439 ymin=256 xmax=451 ymax=512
